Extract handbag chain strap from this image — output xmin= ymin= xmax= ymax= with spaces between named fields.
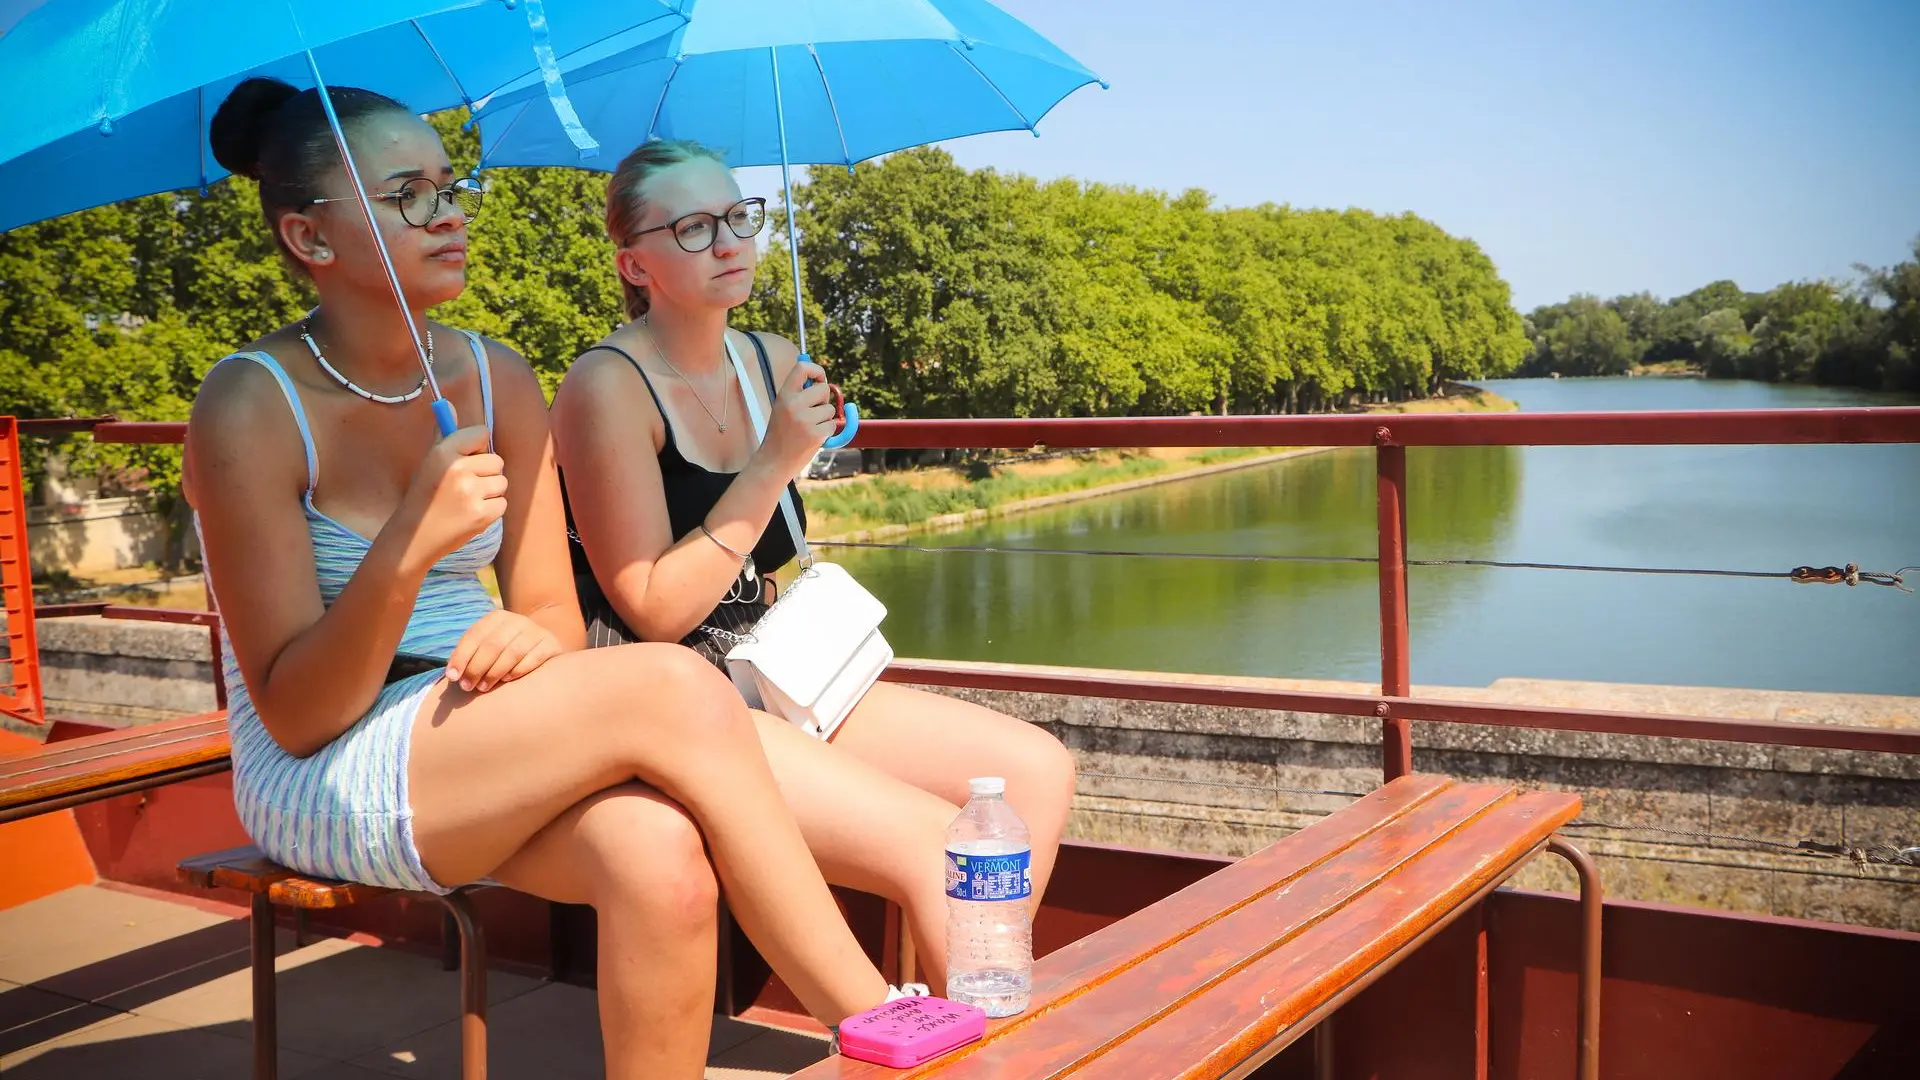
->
xmin=725 ymin=333 xmax=814 ymax=569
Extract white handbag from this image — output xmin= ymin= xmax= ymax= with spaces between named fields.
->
xmin=718 ymin=336 xmax=892 ymax=741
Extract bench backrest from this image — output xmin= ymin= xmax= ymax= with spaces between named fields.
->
xmin=795 ymin=774 xmax=1579 ymax=1080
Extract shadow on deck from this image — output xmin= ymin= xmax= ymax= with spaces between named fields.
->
xmin=0 ymin=884 xmax=824 ymax=1079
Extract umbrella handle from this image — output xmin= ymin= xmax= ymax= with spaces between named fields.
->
xmin=823 ymin=402 xmax=860 ymax=449
xmin=431 ymin=399 xmax=458 ymax=437
xmin=799 ymin=353 xmax=859 ymax=449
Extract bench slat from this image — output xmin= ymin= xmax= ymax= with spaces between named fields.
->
xmin=1066 ymin=793 xmax=1576 ymax=1080
xmin=792 ymin=776 xmax=1579 ymax=1080
xmin=0 ymin=713 xmax=229 ymax=812
xmin=909 ymin=783 xmax=1541 ymax=1080
xmin=1021 ymin=774 xmax=1450 ymax=1012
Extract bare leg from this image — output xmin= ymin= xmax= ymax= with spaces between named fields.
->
xmin=407 ymin=643 xmax=888 ymax=1023
xmin=827 ymin=683 xmax=1076 ymax=916
xmin=750 ymin=713 xmax=959 ymax=991
xmin=487 ymin=783 xmax=715 ymax=1079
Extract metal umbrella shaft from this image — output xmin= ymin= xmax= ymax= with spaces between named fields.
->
xmin=767 ymin=45 xmax=857 ymax=449
xmin=302 ymin=42 xmax=459 ymax=436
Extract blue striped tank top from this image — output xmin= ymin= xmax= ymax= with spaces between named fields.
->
xmin=199 ymin=330 xmax=503 ymax=893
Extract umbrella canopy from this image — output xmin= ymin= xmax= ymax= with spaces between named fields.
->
xmin=0 ymin=0 xmax=687 ymax=231
xmin=472 ymin=0 xmax=1102 ymax=170
xmin=469 ymin=0 xmax=1101 ymax=448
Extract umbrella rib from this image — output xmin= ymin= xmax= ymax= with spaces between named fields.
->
xmin=644 ymin=55 xmax=683 ymax=140
xmin=479 ymin=99 xmax=535 ymax=168
xmin=806 ymin=44 xmax=853 ymax=167
xmin=411 ymin=20 xmax=474 ymax=106
xmin=944 ymin=41 xmax=1034 ymax=131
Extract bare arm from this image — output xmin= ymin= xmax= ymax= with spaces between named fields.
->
xmin=185 ymin=361 xmax=500 ymax=758
xmin=552 ymin=334 xmax=833 ymax=644
xmin=481 ymin=339 xmax=586 ymax=651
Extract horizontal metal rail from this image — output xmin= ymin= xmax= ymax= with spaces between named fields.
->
xmin=22 ymin=406 xmax=1920 ymax=449
xmin=881 ymin=660 xmax=1920 ymax=757
xmin=16 ymin=404 xmax=1919 ymax=778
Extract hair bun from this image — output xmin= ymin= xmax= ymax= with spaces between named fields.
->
xmin=209 ymin=77 xmax=301 ymax=179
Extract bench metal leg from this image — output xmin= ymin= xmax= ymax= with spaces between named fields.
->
xmin=435 ymin=889 xmax=488 ymax=1080
xmin=250 ymin=893 xmax=277 ymax=1080
xmin=1548 ymin=837 xmax=1602 ymax=1080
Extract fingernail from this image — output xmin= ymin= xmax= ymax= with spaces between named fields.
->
xmin=460 ymin=679 xmax=474 ymax=692
xmin=444 ymin=667 xmax=460 ymax=682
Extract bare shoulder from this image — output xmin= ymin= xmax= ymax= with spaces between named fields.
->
xmin=470 ymin=333 xmax=546 ymax=404
xmin=552 ymin=329 xmax=664 ymax=445
xmin=737 ymin=328 xmax=801 ymax=383
xmin=184 ymin=350 xmax=308 ymax=506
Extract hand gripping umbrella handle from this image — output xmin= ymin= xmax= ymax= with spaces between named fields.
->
xmin=799 ymin=353 xmax=860 ymax=449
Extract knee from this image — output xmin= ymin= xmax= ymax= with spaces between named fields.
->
xmin=590 ymin=796 xmax=719 ymax=930
xmin=603 ymin=643 xmax=754 ymax=745
xmin=1016 ymin=726 xmax=1078 ymax=824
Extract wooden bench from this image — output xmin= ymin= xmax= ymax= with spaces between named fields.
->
xmin=794 ymin=774 xmax=1601 ymax=1080
xmin=178 ymin=847 xmax=489 ymax=1080
xmin=0 ymin=710 xmax=232 ymax=824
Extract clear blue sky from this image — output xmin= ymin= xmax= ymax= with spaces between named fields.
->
xmin=905 ymin=0 xmax=1920 ymax=312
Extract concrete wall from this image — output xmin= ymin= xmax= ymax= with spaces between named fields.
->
xmin=6 ymin=615 xmax=220 ymax=731
xmin=12 ymin=619 xmax=1916 ymax=931
xmin=27 ymin=498 xmax=196 ymax=578
xmin=917 ymin=667 xmax=1920 ymax=934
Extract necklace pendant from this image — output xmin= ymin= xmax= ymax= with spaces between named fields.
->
xmin=718 ymin=421 xmax=728 ymax=432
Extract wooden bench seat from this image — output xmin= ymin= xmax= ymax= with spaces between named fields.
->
xmin=179 ymin=846 xmax=489 ymax=1080
xmin=794 ymin=773 xmax=1600 ymax=1080
xmin=0 ymin=710 xmax=231 ymax=824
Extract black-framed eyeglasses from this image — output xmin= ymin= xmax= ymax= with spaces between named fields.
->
xmin=309 ymin=176 xmax=484 ymax=228
xmin=627 ymin=197 xmax=767 ymax=253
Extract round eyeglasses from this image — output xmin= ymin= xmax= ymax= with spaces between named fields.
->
xmin=628 ymin=197 xmax=767 ymax=253
xmin=309 ymin=176 xmax=484 ymax=228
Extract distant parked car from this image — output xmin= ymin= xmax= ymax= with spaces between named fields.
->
xmin=806 ymin=447 xmax=863 ymax=480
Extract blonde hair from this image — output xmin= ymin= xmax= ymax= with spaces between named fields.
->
xmin=606 ymin=138 xmax=730 ymax=319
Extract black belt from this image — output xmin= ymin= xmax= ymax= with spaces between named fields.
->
xmin=384 ymin=652 xmax=449 ymax=686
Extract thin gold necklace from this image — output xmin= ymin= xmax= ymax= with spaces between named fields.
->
xmin=641 ymin=316 xmax=732 ymax=433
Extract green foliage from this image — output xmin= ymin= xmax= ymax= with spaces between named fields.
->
xmin=776 ymin=149 xmax=1525 ymax=420
xmin=3 ymin=132 xmax=1529 ymax=526
xmin=1521 ymin=241 xmax=1920 ymax=392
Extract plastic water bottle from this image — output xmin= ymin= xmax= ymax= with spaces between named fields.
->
xmin=944 ymin=776 xmax=1033 ymax=1018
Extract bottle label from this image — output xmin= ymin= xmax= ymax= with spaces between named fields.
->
xmin=945 ymin=848 xmax=1032 ymax=902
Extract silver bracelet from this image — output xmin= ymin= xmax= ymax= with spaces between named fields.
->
xmin=698 ymin=523 xmax=749 ymax=562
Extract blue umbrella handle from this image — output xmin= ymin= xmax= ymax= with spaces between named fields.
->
xmin=823 ymin=402 xmax=860 ymax=450
xmin=431 ymin=399 xmax=458 ymax=437
xmin=798 ymin=352 xmax=860 ymax=449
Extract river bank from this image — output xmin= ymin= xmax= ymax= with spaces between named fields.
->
xmin=805 ymin=384 xmax=1518 ymax=541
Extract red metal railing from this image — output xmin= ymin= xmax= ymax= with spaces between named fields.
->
xmin=15 ymin=406 xmax=1920 ymax=772
xmin=0 ymin=418 xmax=45 ymax=724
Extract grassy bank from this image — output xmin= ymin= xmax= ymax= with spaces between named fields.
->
xmin=806 ymin=384 xmax=1517 ymax=538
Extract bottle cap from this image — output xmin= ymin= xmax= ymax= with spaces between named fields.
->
xmin=968 ymin=777 xmax=1006 ymax=797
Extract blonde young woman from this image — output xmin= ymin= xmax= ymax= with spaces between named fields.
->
xmin=553 ymin=140 xmax=1078 ymax=993
xmin=186 ymin=79 xmax=910 ymax=1078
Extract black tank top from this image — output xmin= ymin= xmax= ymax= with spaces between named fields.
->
xmin=561 ymin=331 xmax=806 ymax=656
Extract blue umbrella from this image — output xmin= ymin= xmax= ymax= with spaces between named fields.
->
xmin=0 ymin=0 xmax=687 ymax=430
xmin=469 ymin=0 xmax=1105 ymax=448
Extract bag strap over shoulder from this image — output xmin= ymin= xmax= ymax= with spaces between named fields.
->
xmin=725 ymin=332 xmax=812 ymax=568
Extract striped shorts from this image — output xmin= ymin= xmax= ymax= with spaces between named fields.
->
xmin=228 ymin=670 xmax=450 ymax=895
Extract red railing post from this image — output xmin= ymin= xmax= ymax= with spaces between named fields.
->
xmin=1375 ymin=432 xmax=1413 ymax=780
xmin=0 ymin=417 xmax=45 ymax=725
